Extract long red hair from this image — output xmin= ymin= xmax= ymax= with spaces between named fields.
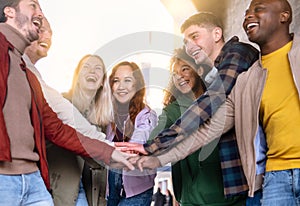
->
xmin=109 ymin=61 xmax=146 ymax=140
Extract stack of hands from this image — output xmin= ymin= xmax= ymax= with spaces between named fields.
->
xmin=109 ymin=142 xmax=160 ymax=172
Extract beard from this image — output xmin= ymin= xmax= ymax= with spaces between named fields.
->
xmin=15 ymin=10 xmax=39 ymax=42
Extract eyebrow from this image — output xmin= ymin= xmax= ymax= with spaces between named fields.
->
xmin=188 ymin=31 xmax=198 ymax=39
xmin=182 ymin=64 xmax=191 ymax=68
xmin=31 ymin=0 xmax=39 ymax=5
xmin=124 ymin=76 xmax=134 ymax=80
xmin=83 ymin=63 xmax=91 ymax=66
xmin=31 ymin=0 xmax=42 ymax=10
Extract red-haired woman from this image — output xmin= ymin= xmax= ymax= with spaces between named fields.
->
xmin=106 ymin=61 xmax=157 ymax=206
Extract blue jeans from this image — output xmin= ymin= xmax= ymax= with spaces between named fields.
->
xmin=246 ymin=189 xmax=262 ymax=206
xmin=75 ymin=179 xmax=88 ymax=206
xmin=262 ymin=169 xmax=300 ymax=206
xmin=107 ymin=170 xmax=153 ymax=206
xmin=0 ymin=170 xmax=54 ymax=206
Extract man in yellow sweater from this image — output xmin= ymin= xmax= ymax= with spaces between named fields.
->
xmin=247 ymin=0 xmax=300 ymax=205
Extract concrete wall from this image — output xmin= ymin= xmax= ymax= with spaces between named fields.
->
xmin=222 ymin=0 xmax=300 ymax=46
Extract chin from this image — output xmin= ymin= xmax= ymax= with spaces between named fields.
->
xmin=178 ymin=88 xmax=190 ymax=94
xmin=116 ymin=98 xmax=130 ymax=104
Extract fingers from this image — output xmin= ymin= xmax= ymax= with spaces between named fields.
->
xmin=128 ymin=155 xmax=140 ymax=164
xmin=115 ymin=142 xmax=148 ymax=155
xmin=123 ymin=152 xmax=138 ymax=159
xmin=114 ymin=142 xmax=136 ymax=147
xmin=136 ymin=156 xmax=149 ymax=172
xmin=111 ymin=149 xmax=161 ymax=172
xmin=136 ymin=156 xmax=161 ymax=171
xmin=111 ymin=150 xmax=136 ymax=170
xmin=121 ymin=158 xmax=135 ymax=171
xmin=121 ymin=152 xmax=138 ymax=170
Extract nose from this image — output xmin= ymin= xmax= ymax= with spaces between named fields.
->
xmin=185 ymin=40 xmax=197 ymax=57
xmin=173 ymin=71 xmax=183 ymax=80
xmin=35 ymin=4 xmax=44 ymax=20
xmin=244 ymin=9 xmax=254 ymax=20
xmin=45 ymin=33 xmax=52 ymax=45
xmin=117 ymin=80 xmax=126 ymax=90
xmin=88 ymin=67 xmax=96 ymax=73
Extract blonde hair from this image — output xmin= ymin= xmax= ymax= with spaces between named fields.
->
xmin=64 ymin=54 xmax=114 ymax=127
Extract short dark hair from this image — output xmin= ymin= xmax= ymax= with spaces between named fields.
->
xmin=180 ymin=12 xmax=224 ymax=33
xmin=0 ymin=0 xmax=21 ymax=22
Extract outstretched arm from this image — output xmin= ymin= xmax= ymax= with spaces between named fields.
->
xmin=137 ymin=99 xmax=235 ymax=171
xmin=22 ymin=54 xmax=112 ymax=145
xmin=144 ymin=38 xmax=258 ymax=154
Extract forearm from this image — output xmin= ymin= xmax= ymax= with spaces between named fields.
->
xmin=159 ymin=40 xmax=259 ymax=137
xmin=156 ymin=102 xmax=234 ymax=166
xmin=43 ymin=85 xmax=113 ymax=145
xmin=144 ymin=87 xmax=227 ymax=154
xmin=43 ymin=103 xmax=115 ymax=165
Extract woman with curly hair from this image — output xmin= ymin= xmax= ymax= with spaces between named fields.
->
xmin=148 ymin=47 xmax=246 ymax=206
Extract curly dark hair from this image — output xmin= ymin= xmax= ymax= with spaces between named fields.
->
xmin=163 ymin=47 xmax=206 ymax=106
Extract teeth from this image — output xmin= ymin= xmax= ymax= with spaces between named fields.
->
xmin=118 ymin=92 xmax=127 ymax=95
xmin=86 ymin=76 xmax=97 ymax=82
xmin=247 ymin=23 xmax=259 ymax=29
xmin=192 ymin=50 xmax=200 ymax=56
xmin=39 ymin=42 xmax=48 ymax=48
xmin=33 ymin=19 xmax=41 ymax=28
xmin=179 ymin=81 xmax=188 ymax=86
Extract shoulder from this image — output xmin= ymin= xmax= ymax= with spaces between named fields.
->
xmin=161 ymin=101 xmax=180 ymax=118
xmin=136 ymin=106 xmax=157 ymax=121
xmin=223 ymin=36 xmax=258 ymax=55
xmin=138 ymin=105 xmax=156 ymax=115
xmin=230 ymin=60 xmax=263 ymax=95
xmin=0 ymin=32 xmax=13 ymax=51
xmin=0 ymin=32 xmax=7 ymax=43
xmin=215 ymin=36 xmax=259 ymax=69
xmin=164 ymin=101 xmax=180 ymax=112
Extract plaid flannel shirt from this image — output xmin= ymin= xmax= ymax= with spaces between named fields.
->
xmin=144 ymin=36 xmax=259 ymax=196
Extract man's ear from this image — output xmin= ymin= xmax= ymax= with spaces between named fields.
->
xmin=4 ymin=7 xmax=15 ymax=19
xmin=280 ymin=11 xmax=291 ymax=23
xmin=197 ymin=66 xmax=204 ymax=77
xmin=213 ymin=27 xmax=223 ymax=42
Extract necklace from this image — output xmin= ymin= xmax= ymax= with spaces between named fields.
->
xmin=114 ymin=113 xmax=129 ymax=142
xmin=115 ymin=113 xmax=128 ymax=129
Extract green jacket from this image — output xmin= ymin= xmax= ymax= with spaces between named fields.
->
xmin=150 ymin=95 xmax=246 ymax=206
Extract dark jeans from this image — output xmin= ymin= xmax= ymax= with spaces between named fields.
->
xmin=107 ymin=170 xmax=153 ymax=206
xmin=246 ymin=189 xmax=262 ymax=206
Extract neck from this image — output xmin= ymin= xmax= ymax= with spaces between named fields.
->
xmin=116 ymin=102 xmax=129 ymax=115
xmin=211 ymin=41 xmax=224 ymax=62
xmin=83 ymin=89 xmax=97 ymax=102
xmin=25 ymin=50 xmax=41 ymax=65
xmin=260 ymin=33 xmax=292 ymax=55
xmin=28 ymin=56 xmax=39 ymax=65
